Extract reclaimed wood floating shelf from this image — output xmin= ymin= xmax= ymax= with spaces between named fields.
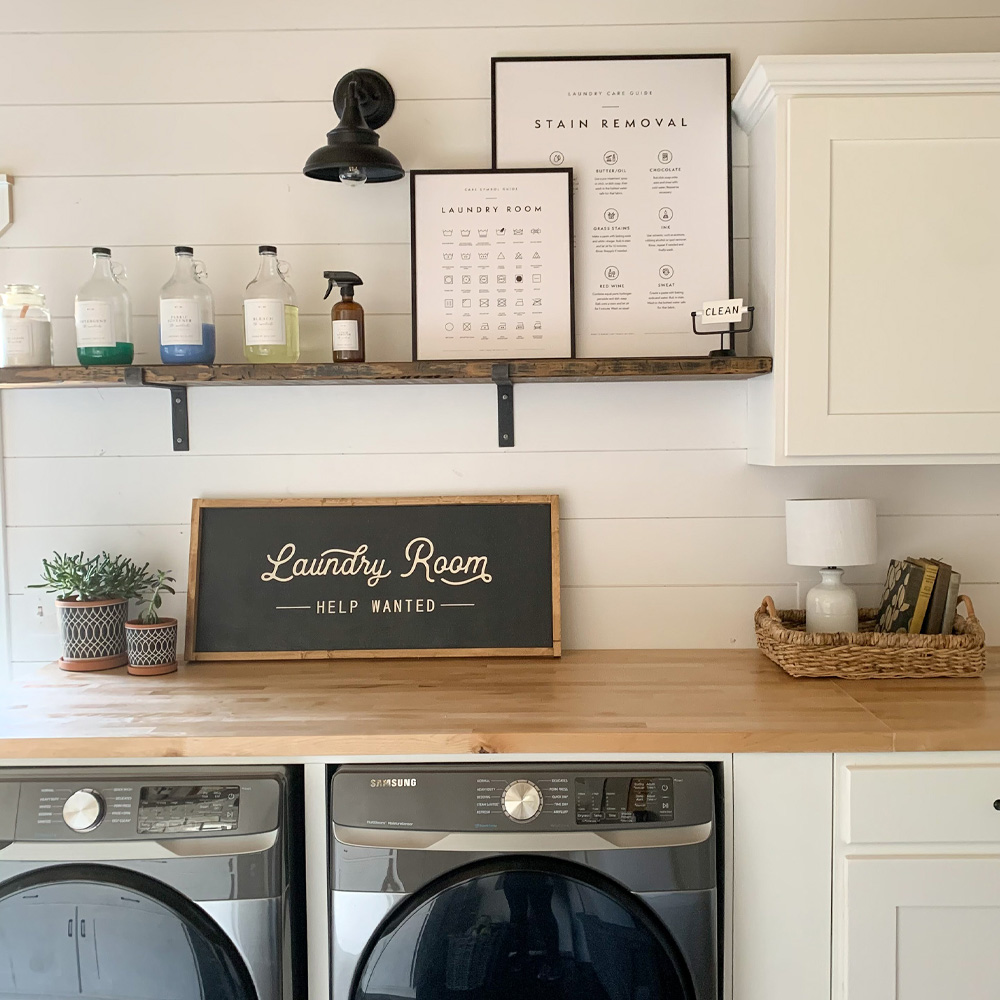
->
xmin=0 ymin=357 xmax=771 ymax=388
xmin=0 ymin=357 xmax=773 ymax=451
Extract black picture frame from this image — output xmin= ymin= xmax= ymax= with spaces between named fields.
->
xmin=491 ymin=54 xmax=734 ymax=357
xmin=410 ymin=167 xmax=576 ymax=362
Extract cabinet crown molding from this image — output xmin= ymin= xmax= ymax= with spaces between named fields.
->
xmin=733 ymin=53 xmax=1000 ymax=132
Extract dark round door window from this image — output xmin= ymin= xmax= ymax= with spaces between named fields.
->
xmin=352 ymin=857 xmax=695 ymax=1000
xmin=0 ymin=864 xmax=257 ymax=1000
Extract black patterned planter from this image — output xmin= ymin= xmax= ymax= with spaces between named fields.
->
xmin=55 ymin=598 xmax=128 ymax=671
xmin=125 ymin=618 xmax=178 ymax=675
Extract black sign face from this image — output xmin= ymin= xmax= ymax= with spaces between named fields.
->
xmin=186 ymin=497 xmax=560 ymax=660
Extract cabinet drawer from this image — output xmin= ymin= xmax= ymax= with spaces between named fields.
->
xmin=844 ymin=764 xmax=1000 ymax=845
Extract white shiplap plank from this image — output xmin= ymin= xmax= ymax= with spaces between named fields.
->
xmin=4 ymin=1 xmax=997 ymax=33
xmin=4 ymin=21 xmax=1000 ymax=105
xmin=0 ymin=103 xmax=749 ymax=176
xmin=0 ymin=100 xmax=490 ymax=177
xmin=9 ymin=515 xmax=997 ymax=596
xmin=1 ymin=172 xmax=749 ymax=253
xmin=7 ymin=451 xmax=1000 ymax=529
xmin=1 ymin=379 xmax=749 ymax=458
xmin=2 ymin=175 xmax=411 ymax=248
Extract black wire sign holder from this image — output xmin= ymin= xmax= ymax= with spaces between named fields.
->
xmin=691 ymin=305 xmax=755 ymax=358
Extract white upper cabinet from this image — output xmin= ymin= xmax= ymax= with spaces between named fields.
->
xmin=733 ymin=55 xmax=1000 ymax=465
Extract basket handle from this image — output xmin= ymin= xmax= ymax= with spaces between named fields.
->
xmin=761 ymin=595 xmax=781 ymax=621
xmin=958 ymin=594 xmax=976 ymax=619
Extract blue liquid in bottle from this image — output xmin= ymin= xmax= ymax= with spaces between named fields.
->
xmin=160 ymin=323 xmax=216 ymax=364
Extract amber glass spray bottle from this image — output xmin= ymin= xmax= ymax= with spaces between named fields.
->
xmin=324 ymin=271 xmax=365 ymax=362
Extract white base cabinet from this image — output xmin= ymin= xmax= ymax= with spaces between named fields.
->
xmin=835 ymin=754 xmax=1000 ymax=1000
xmin=732 ymin=55 xmax=1000 ymax=465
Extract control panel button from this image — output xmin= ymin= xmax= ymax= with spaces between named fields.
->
xmin=502 ymin=780 xmax=543 ymax=823
xmin=62 ymin=789 xmax=105 ymax=833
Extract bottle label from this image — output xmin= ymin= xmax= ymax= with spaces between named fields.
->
xmin=245 ymin=298 xmax=286 ymax=345
xmin=75 ymin=300 xmax=114 ymax=347
xmin=1 ymin=317 xmax=32 ymax=353
xmin=160 ymin=298 xmax=203 ymax=346
xmin=332 ymin=319 xmax=359 ymax=352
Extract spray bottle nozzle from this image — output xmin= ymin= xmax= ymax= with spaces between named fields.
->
xmin=323 ymin=270 xmax=363 ymax=299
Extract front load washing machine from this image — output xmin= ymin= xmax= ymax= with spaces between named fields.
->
xmin=0 ymin=765 xmax=303 ymax=1000
xmin=330 ymin=764 xmax=718 ymax=1000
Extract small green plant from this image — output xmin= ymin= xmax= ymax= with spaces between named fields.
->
xmin=31 ymin=551 xmax=157 ymax=602
xmin=136 ymin=569 xmax=177 ymax=625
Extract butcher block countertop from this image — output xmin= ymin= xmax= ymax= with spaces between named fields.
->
xmin=2 ymin=650 xmax=1000 ymax=759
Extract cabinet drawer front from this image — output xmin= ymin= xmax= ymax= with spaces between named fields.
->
xmin=844 ymin=763 xmax=1000 ymax=845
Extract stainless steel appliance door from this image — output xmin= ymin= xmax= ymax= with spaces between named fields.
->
xmin=349 ymin=856 xmax=695 ymax=1000
xmin=0 ymin=864 xmax=259 ymax=999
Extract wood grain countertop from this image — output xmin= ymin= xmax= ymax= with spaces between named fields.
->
xmin=2 ymin=650 xmax=1000 ymax=760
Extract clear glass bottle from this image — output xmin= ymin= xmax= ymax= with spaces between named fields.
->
xmin=0 ymin=284 xmax=53 ymax=366
xmin=243 ymin=245 xmax=299 ymax=363
xmin=74 ymin=247 xmax=133 ymax=366
xmin=159 ymin=246 xmax=216 ymax=365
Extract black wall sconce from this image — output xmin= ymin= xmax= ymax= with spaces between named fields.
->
xmin=303 ymin=68 xmax=405 ymax=185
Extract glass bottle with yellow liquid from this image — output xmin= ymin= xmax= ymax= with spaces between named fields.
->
xmin=243 ymin=245 xmax=299 ymax=362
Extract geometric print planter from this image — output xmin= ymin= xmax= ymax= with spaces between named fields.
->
xmin=125 ymin=617 xmax=179 ymax=675
xmin=55 ymin=597 xmax=128 ymax=671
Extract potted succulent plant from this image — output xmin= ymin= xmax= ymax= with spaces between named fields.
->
xmin=124 ymin=569 xmax=178 ymax=675
xmin=32 ymin=552 xmax=156 ymax=671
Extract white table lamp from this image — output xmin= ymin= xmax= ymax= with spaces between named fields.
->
xmin=785 ymin=499 xmax=878 ymax=633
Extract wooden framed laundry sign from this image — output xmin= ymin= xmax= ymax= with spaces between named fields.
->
xmin=185 ymin=496 xmax=561 ymax=661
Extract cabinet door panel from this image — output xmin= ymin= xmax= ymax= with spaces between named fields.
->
xmin=843 ymin=856 xmax=1000 ymax=1000
xmin=785 ymin=94 xmax=1000 ymax=458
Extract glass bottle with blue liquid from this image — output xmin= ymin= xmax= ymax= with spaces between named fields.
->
xmin=158 ymin=246 xmax=216 ymax=364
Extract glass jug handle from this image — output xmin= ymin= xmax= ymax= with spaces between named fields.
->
xmin=110 ymin=261 xmax=127 ymax=282
xmin=277 ymin=259 xmax=291 ymax=277
xmin=193 ymin=259 xmax=209 ymax=280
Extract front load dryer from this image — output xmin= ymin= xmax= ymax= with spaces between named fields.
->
xmin=330 ymin=763 xmax=718 ymax=999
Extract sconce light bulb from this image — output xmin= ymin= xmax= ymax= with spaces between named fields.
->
xmin=339 ymin=165 xmax=368 ymax=186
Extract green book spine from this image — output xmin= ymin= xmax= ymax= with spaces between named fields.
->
xmin=907 ymin=559 xmax=938 ymax=634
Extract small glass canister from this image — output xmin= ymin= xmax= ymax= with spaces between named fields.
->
xmin=0 ymin=284 xmax=53 ymax=366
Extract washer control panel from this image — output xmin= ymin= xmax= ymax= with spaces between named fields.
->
xmin=62 ymin=788 xmax=106 ymax=832
xmin=333 ymin=765 xmax=712 ymax=833
xmin=137 ymin=784 xmax=240 ymax=834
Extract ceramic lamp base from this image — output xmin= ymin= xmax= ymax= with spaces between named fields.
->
xmin=805 ymin=567 xmax=859 ymax=633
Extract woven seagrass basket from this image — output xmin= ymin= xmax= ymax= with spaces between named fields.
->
xmin=755 ymin=594 xmax=986 ymax=679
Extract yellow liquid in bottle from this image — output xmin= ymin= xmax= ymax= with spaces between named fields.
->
xmin=243 ymin=304 xmax=300 ymax=363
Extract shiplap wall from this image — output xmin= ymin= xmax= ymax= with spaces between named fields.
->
xmin=2 ymin=1 xmax=1000 ymax=678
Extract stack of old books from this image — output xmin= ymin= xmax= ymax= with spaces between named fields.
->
xmin=875 ymin=557 xmax=961 ymax=635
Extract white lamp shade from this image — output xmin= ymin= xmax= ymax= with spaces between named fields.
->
xmin=785 ymin=498 xmax=877 ymax=567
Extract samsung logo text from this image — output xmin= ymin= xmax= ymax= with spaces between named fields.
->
xmin=370 ymin=778 xmax=418 ymax=788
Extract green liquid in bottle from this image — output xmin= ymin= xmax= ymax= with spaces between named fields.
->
xmin=243 ymin=304 xmax=299 ymax=363
xmin=78 ymin=342 xmax=135 ymax=366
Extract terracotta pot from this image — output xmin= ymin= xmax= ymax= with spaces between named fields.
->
xmin=125 ymin=617 xmax=179 ymax=675
xmin=55 ymin=597 xmax=128 ymax=671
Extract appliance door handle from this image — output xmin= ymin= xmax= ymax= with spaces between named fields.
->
xmin=0 ymin=830 xmax=277 ymax=861
xmin=333 ymin=821 xmax=712 ymax=851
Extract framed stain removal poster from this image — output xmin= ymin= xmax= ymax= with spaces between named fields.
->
xmin=410 ymin=168 xmax=575 ymax=360
xmin=492 ymin=54 xmax=733 ymax=358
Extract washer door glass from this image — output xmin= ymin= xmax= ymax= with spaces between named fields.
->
xmin=351 ymin=857 xmax=695 ymax=1000
xmin=0 ymin=864 xmax=258 ymax=1000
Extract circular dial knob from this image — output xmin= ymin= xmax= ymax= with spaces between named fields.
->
xmin=62 ymin=789 xmax=105 ymax=832
xmin=502 ymin=780 xmax=543 ymax=823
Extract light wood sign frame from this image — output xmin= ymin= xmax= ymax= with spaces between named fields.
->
xmin=186 ymin=495 xmax=561 ymax=661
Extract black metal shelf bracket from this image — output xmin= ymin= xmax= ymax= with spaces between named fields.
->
xmin=492 ymin=363 xmax=515 ymax=448
xmin=124 ymin=367 xmax=190 ymax=451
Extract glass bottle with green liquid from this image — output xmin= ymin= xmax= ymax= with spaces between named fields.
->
xmin=243 ymin=245 xmax=299 ymax=362
xmin=74 ymin=247 xmax=133 ymax=365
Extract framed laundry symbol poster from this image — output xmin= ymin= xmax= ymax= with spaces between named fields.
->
xmin=410 ymin=168 xmax=575 ymax=360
